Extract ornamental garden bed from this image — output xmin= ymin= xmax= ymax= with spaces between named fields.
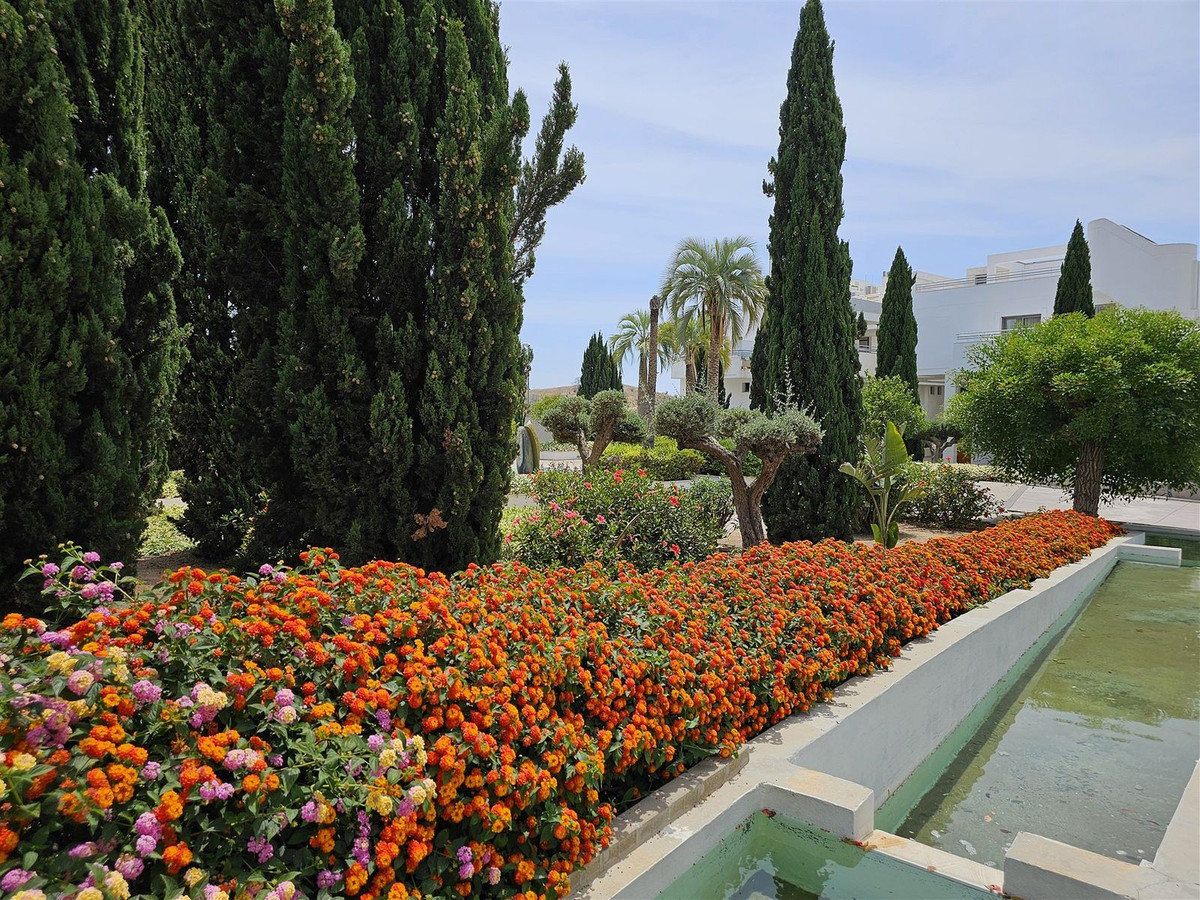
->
xmin=0 ymin=511 xmax=1121 ymax=900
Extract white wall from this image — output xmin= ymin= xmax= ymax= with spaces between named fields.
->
xmin=912 ymin=218 xmax=1200 ymax=382
xmin=1088 ymin=218 xmax=1200 ymax=320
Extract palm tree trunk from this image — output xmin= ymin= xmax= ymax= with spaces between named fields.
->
xmin=706 ymin=308 xmax=722 ymax=403
xmin=685 ymin=355 xmax=698 ymax=395
xmin=637 ymin=352 xmax=649 ymax=419
xmin=647 ymin=295 xmax=660 ymax=437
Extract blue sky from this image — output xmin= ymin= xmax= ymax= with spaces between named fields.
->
xmin=499 ymin=1 xmax=1200 ymax=389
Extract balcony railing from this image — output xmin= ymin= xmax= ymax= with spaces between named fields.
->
xmin=915 ymin=265 xmax=1062 ymax=292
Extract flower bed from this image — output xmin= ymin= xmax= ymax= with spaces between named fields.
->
xmin=0 ymin=512 xmax=1121 ymax=900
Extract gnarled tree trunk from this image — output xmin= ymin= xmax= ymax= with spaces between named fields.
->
xmin=1072 ymin=439 xmax=1104 ymax=516
xmin=677 ymin=436 xmax=775 ymax=547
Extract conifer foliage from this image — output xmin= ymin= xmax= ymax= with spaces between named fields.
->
xmin=137 ymin=0 xmax=581 ymax=573
xmin=1053 ymin=219 xmax=1095 ymax=317
xmin=141 ymin=0 xmax=289 ymax=558
xmin=876 ymin=246 xmax=919 ymax=398
xmin=579 ymin=333 xmax=622 ymax=399
xmin=752 ymin=0 xmax=863 ymax=542
xmin=1 ymin=0 xmax=182 ymax=598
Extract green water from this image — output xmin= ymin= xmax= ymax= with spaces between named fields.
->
xmin=658 ymin=813 xmax=993 ymax=900
xmin=891 ymin=561 xmax=1200 ymax=868
xmin=1145 ymin=533 xmax=1200 ymax=567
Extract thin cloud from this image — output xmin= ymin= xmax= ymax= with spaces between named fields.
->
xmin=500 ymin=1 xmax=1199 ymax=387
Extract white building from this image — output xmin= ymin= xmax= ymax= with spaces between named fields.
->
xmin=914 ymin=219 xmax=1200 ymax=432
xmin=672 ymin=219 xmax=1200 ymax=428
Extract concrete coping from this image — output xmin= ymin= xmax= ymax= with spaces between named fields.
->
xmin=1004 ymin=832 xmax=1198 ymax=900
xmin=1117 ymin=542 xmax=1183 ymax=566
xmin=1153 ymin=761 xmax=1200 ymax=886
xmin=996 ymin=760 xmax=1199 ymax=899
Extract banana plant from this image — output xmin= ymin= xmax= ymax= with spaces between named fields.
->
xmin=840 ymin=421 xmax=927 ymax=549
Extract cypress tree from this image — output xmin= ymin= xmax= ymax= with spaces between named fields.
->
xmin=52 ymin=0 xmax=184 ymax=566
xmin=251 ymin=0 xmax=365 ymax=558
xmin=1 ymin=0 xmax=89 ymax=594
xmin=142 ymin=0 xmax=289 ymax=558
xmin=580 ymin=332 xmax=619 ymax=398
xmin=754 ymin=0 xmax=862 ymax=543
xmin=1 ymin=0 xmax=182 ymax=597
xmin=143 ymin=0 xmax=579 ymax=572
xmin=1053 ymin=219 xmax=1094 ymax=317
xmin=876 ymin=246 xmax=919 ymax=399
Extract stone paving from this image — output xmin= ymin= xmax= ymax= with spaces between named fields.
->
xmin=983 ymin=482 xmax=1200 ymax=534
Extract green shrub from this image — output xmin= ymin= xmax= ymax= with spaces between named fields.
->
xmin=901 ymin=463 xmax=999 ymax=528
xmin=598 ymin=436 xmax=706 ymax=481
xmin=505 ymin=468 xmax=729 ymax=570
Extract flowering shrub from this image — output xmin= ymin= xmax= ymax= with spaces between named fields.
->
xmin=901 ymin=463 xmax=999 ymax=528
xmin=0 ymin=512 xmax=1121 ymax=900
xmin=505 ymin=468 xmax=729 ymax=570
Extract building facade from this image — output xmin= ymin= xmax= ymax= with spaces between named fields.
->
xmin=671 ymin=220 xmax=1200 ymax=433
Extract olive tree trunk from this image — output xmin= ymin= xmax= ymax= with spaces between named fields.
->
xmin=1072 ymin=439 xmax=1105 ymax=516
xmin=675 ymin=436 xmax=789 ymax=548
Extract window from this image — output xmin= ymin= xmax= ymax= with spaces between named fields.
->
xmin=974 ymin=273 xmax=988 ymax=285
xmin=741 ymin=382 xmax=750 ymax=392
xmin=929 ymin=385 xmax=943 ymax=396
xmin=1002 ymin=314 xmax=1041 ymax=331
xmin=858 ymin=337 xmax=871 ymax=350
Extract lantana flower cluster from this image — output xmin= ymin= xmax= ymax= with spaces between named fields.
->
xmin=0 ymin=511 xmax=1121 ymax=899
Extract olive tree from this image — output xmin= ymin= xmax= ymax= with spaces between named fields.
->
xmin=541 ymin=390 xmax=644 ymax=470
xmin=656 ymin=394 xmax=822 ymax=546
xmin=950 ymin=308 xmax=1200 ymax=516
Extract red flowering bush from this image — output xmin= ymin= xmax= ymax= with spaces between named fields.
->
xmin=0 ymin=512 xmax=1121 ymax=900
xmin=504 ymin=468 xmax=729 ymax=570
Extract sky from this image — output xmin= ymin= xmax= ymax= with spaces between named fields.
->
xmin=499 ymin=0 xmax=1200 ymax=389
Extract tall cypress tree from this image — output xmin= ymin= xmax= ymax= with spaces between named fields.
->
xmin=142 ymin=0 xmax=289 ymax=558
xmin=1053 ymin=219 xmax=1094 ymax=317
xmin=1 ymin=0 xmax=91 ymax=594
xmin=144 ymin=0 xmax=579 ymax=572
xmin=754 ymin=0 xmax=862 ymax=543
xmin=580 ymin=332 xmax=619 ymax=398
xmin=876 ymin=246 xmax=919 ymax=399
xmin=1 ymin=0 xmax=181 ymax=597
xmin=251 ymin=0 xmax=365 ymax=558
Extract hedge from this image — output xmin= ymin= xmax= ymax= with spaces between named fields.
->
xmin=0 ymin=511 xmax=1121 ymax=900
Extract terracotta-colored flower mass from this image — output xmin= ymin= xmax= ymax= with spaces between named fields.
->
xmin=0 ymin=511 xmax=1121 ymax=899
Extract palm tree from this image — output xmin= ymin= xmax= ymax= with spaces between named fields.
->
xmin=660 ymin=237 xmax=766 ymax=403
xmin=610 ymin=309 xmax=673 ymax=419
xmin=661 ymin=316 xmax=730 ymax=396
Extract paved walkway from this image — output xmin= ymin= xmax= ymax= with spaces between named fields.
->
xmin=983 ymin=482 xmax=1200 ymax=534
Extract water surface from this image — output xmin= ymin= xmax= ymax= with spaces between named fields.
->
xmin=659 ymin=813 xmax=992 ymax=900
xmin=893 ymin=562 xmax=1199 ymax=867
